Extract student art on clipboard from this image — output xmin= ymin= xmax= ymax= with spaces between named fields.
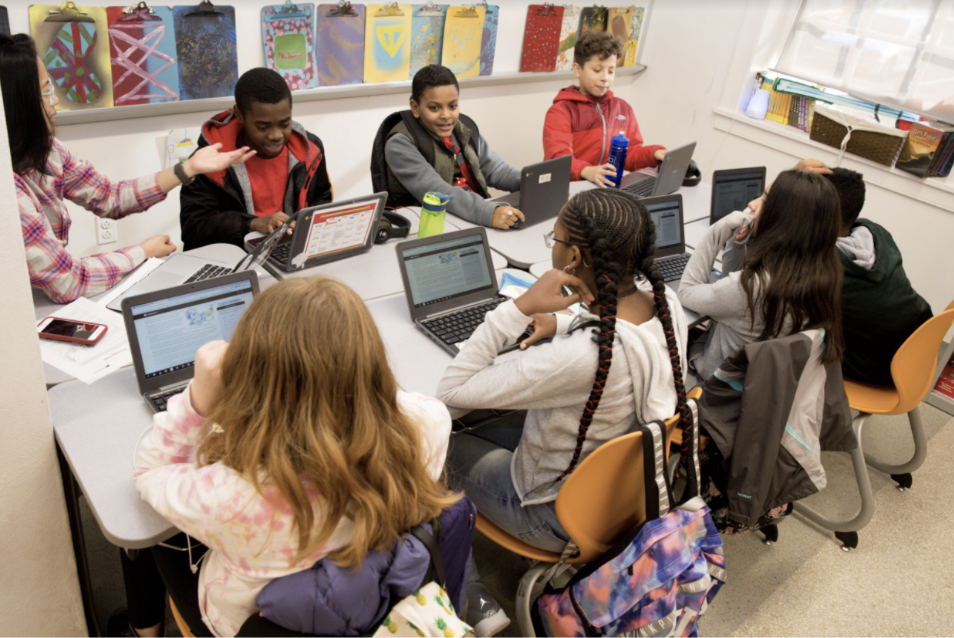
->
xmin=173 ymin=1 xmax=239 ymax=100
xmin=622 ymin=6 xmax=644 ymax=67
xmin=106 ymin=3 xmax=180 ymax=106
xmin=577 ymin=5 xmax=606 ymax=35
xmin=316 ymin=2 xmax=365 ymax=86
xmin=262 ymin=1 xmax=318 ymax=90
xmin=441 ymin=4 xmax=484 ymax=78
xmin=364 ymin=3 xmax=412 ymax=84
xmin=409 ymin=2 xmax=447 ymax=77
xmin=478 ymin=2 xmax=497 ymax=76
xmin=555 ymin=4 xmax=579 ymax=71
xmin=520 ymin=4 xmax=563 ymax=73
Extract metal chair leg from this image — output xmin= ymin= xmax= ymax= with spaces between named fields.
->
xmin=863 ymin=407 xmax=928 ymax=490
xmin=794 ymin=413 xmax=875 ymax=549
xmin=515 ymin=562 xmax=551 ymax=638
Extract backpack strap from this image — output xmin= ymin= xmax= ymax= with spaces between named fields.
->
xmin=639 ymin=420 xmax=672 ymax=521
xmin=409 ymin=521 xmax=446 ymax=590
xmin=399 ymin=110 xmax=437 ymax=168
xmin=457 ymin=113 xmax=481 ymax=155
xmin=676 ymin=397 xmax=705 ymax=509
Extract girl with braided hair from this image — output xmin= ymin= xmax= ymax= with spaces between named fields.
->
xmin=437 ymin=188 xmax=689 ymax=557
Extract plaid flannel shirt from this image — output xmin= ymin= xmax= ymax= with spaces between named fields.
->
xmin=16 ymin=138 xmax=166 ymax=303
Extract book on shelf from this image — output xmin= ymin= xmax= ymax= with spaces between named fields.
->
xmin=896 ymin=122 xmax=946 ymax=178
xmin=926 ymin=124 xmax=954 ymax=178
xmin=933 ymin=349 xmax=954 ymax=401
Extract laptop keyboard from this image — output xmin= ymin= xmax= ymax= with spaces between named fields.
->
xmin=147 ymin=386 xmax=186 ymax=413
xmin=269 ymin=242 xmax=292 ymax=268
xmin=621 ymin=176 xmax=657 ymax=198
xmin=656 ymin=252 xmax=692 ymax=282
xmin=183 ymin=264 xmax=233 ymax=284
xmin=421 ymin=297 xmax=508 ymax=346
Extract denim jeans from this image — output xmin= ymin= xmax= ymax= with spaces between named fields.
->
xmin=447 ymin=425 xmax=570 ymax=554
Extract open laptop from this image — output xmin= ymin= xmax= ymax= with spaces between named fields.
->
xmin=106 ymin=215 xmax=291 ymax=312
xmin=710 ymin=167 xmax=766 ymax=223
xmin=642 ymin=194 xmax=691 ymax=288
xmin=121 ymin=270 xmax=260 ymax=413
xmin=619 ymin=141 xmax=697 ymax=199
xmin=396 ymin=227 xmax=510 ymax=355
xmin=245 ymin=193 xmax=387 ymax=273
xmin=490 ymin=155 xmax=571 ymax=229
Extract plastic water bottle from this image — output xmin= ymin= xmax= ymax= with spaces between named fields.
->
xmin=419 ymin=192 xmax=454 ymax=238
xmin=607 ymin=131 xmax=629 ymax=188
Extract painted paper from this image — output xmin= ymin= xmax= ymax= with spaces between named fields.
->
xmin=555 ymin=5 xmax=579 ymax=71
xmin=315 ymin=3 xmax=365 ymax=86
xmin=363 ymin=4 xmax=412 ymax=84
xmin=578 ymin=5 xmax=606 ymax=35
xmin=409 ymin=4 xmax=446 ymax=77
xmin=519 ymin=5 xmax=563 ymax=73
xmin=0 ymin=7 xmax=10 ymax=35
xmin=441 ymin=5 xmax=484 ymax=78
xmin=173 ymin=5 xmax=238 ymax=100
xmin=106 ymin=6 xmax=179 ymax=106
xmin=30 ymin=4 xmax=114 ymax=109
xmin=165 ymin=128 xmax=199 ymax=169
xmin=478 ymin=4 xmax=497 ymax=76
xmin=622 ymin=7 xmax=644 ymax=66
xmin=606 ymin=6 xmax=632 ymax=44
xmin=262 ymin=3 xmax=317 ymax=90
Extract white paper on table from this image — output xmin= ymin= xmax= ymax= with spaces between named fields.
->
xmin=39 ymin=298 xmax=133 ymax=384
xmin=97 ymin=258 xmax=165 ymax=308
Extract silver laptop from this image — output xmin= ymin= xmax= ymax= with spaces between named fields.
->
xmin=491 ymin=155 xmax=572 ymax=229
xmin=642 ymin=194 xmax=690 ymax=289
xmin=121 ymin=270 xmax=260 ymax=413
xmin=620 ymin=142 xmax=697 ymax=199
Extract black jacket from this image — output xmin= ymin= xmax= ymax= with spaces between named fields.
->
xmin=179 ymin=109 xmax=333 ymax=251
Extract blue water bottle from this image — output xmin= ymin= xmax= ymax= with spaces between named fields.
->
xmin=607 ymin=131 xmax=629 ymax=188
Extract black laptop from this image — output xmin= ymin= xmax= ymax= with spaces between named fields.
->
xmin=491 ymin=155 xmax=572 ymax=228
xmin=710 ymin=167 xmax=766 ymax=223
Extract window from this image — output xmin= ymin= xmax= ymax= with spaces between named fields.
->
xmin=775 ymin=0 xmax=954 ymax=122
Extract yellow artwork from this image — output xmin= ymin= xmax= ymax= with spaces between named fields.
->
xmin=441 ymin=5 xmax=485 ymax=79
xmin=364 ymin=4 xmax=413 ymax=84
xmin=29 ymin=2 xmax=114 ymax=110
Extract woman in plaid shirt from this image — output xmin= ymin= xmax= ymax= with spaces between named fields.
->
xmin=1 ymin=34 xmax=256 ymax=303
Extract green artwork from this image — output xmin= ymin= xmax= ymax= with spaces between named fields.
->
xmin=274 ymin=32 xmax=307 ymax=70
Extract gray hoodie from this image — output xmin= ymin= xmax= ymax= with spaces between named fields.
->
xmin=835 ymin=225 xmax=876 ymax=269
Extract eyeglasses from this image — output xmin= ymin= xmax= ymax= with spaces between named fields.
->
xmin=543 ymin=230 xmax=575 ymax=249
xmin=41 ymin=78 xmax=55 ymax=107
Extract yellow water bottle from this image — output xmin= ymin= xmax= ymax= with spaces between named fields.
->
xmin=419 ymin=192 xmax=454 ymax=238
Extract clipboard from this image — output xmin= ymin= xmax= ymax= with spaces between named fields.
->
xmin=410 ymin=3 xmax=447 ymax=76
xmin=556 ymin=4 xmax=579 ymax=71
xmin=578 ymin=4 xmax=606 ymax=35
xmin=316 ymin=2 xmax=365 ymax=85
xmin=106 ymin=3 xmax=180 ymax=106
xmin=477 ymin=2 xmax=497 ymax=76
xmin=621 ymin=6 xmax=644 ymax=67
xmin=262 ymin=1 xmax=318 ymax=89
xmin=364 ymin=3 xmax=413 ymax=83
xmin=520 ymin=4 xmax=564 ymax=73
xmin=441 ymin=4 xmax=485 ymax=78
xmin=173 ymin=2 xmax=238 ymax=100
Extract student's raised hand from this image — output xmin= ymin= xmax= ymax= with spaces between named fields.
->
xmin=250 ymin=212 xmax=294 ymax=235
xmin=793 ymin=158 xmax=832 ymax=175
xmin=580 ymin=163 xmax=618 ymax=188
xmin=519 ymin=313 xmax=557 ymax=350
xmin=140 ymin=235 xmax=177 ymax=259
xmin=190 ymin=340 xmax=228 ymax=418
xmin=492 ymin=206 xmax=525 ymax=229
xmin=185 ymin=143 xmax=257 ymax=177
xmin=515 ymin=269 xmax=595 ymax=317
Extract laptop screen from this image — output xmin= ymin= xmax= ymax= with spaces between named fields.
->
xmin=644 ymin=198 xmax=683 ymax=251
xmin=400 ymin=233 xmax=495 ymax=309
xmin=302 ymin=200 xmax=378 ymax=261
xmin=712 ymin=169 xmax=765 ymax=222
xmin=128 ymin=279 xmax=255 ymax=380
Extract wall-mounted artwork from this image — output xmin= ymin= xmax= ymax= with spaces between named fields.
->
xmin=173 ymin=2 xmax=238 ymax=101
xmin=622 ymin=6 xmax=643 ymax=67
xmin=106 ymin=4 xmax=179 ymax=106
xmin=262 ymin=1 xmax=317 ymax=90
xmin=30 ymin=2 xmax=114 ymax=110
xmin=606 ymin=6 xmax=632 ymax=43
xmin=520 ymin=4 xmax=563 ymax=73
xmin=578 ymin=5 xmax=606 ymax=35
xmin=316 ymin=2 xmax=365 ymax=86
xmin=441 ymin=4 xmax=483 ymax=78
xmin=477 ymin=3 xmax=497 ymax=76
xmin=555 ymin=5 xmax=579 ymax=71
xmin=0 ymin=6 xmax=10 ymax=34
xmin=364 ymin=3 xmax=412 ymax=84
xmin=409 ymin=3 xmax=446 ymax=77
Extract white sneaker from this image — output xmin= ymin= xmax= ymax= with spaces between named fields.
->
xmin=465 ymin=582 xmax=511 ymax=637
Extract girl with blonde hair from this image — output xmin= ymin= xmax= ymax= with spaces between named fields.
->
xmin=134 ymin=276 xmax=455 ymax=637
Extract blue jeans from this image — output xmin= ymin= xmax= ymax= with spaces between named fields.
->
xmin=447 ymin=426 xmax=570 ymax=553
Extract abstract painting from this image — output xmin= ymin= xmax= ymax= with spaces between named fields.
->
xmin=363 ymin=4 xmax=412 ymax=84
xmin=607 ymin=6 xmax=633 ymax=46
xmin=556 ymin=5 xmax=579 ymax=71
xmin=578 ymin=6 xmax=606 ymax=35
xmin=409 ymin=4 xmax=446 ymax=77
xmin=315 ymin=3 xmax=365 ymax=86
xmin=520 ymin=4 xmax=563 ymax=73
xmin=262 ymin=2 xmax=317 ymax=90
xmin=106 ymin=5 xmax=179 ymax=106
xmin=478 ymin=4 xmax=497 ymax=76
xmin=441 ymin=5 xmax=484 ymax=78
xmin=622 ymin=7 xmax=644 ymax=67
xmin=173 ymin=5 xmax=238 ymax=101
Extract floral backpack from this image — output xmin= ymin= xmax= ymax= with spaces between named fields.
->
xmin=533 ymin=399 xmax=726 ymax=637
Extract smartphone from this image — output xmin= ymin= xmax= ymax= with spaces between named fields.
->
xmin=37 ymin=317 xmax=108 ymax=345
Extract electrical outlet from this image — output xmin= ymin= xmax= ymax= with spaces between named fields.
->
xmin=97 ymin=219 xmax=117 ymax=246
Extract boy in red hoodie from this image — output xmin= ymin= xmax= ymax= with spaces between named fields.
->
xmin=543 ymin=31 xmax=666 ymax=187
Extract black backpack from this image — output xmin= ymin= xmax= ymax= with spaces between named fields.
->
xmin=369 ymin=110 xmax=481 ymax=207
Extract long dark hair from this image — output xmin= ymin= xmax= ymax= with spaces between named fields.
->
xmin=740 ymin=170 xmax=845 ymax=363
xmin=0 ymin=34 xmax=53 ymax=174
xmin=559 ymin=189 xmax=689 ymax=478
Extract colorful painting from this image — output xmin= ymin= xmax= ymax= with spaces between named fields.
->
xmin=0 ymin=6 xmax=10 ymax=35
xmin=262 ymin=2 xmax=317 ymax=90
xmin=106 ymin=6 xmax=179 ymax=106
xmin=409 ymin=4 xmax=447 ymax=77
xmin=478 ymin=4 xmax=497 ymax=76
xmin=622 ymin=7 xmax=644 ymax=66
xmin=173 ymin=5 xmax=238 ymax=101
xmin=441 ymin=5 xmax=484 ymax=78
xmin=556 ymin=5 xmax=579 ymax=71
xmin=607 ymin=6 xmax=633 ymax=45
xmin=316 ymin=3 xmax=365 ymax=86
xmin=363 ymin=4 xmax=412 ymax=84
xmin=30 ymin=4 xmax=114 ymax=110
xmin=520 ymin=4 xmax=563 ymax=73
xmin=578 ymin=5 xmax=607 ymax=35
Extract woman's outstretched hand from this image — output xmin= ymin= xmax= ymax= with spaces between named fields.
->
xmin=184 ymin=143 xmax=257 ymax=177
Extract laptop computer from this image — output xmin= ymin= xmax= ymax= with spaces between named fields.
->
xmin=490 ymin=155 xmax=571 ymax=229
xmin=121 ymin=270 xmax=260 ymax=413
xmin=710 ymin=166 xmax=766 ymax=223
xmin=245 ymin=193 xmax=387 ymax=272
xmin=619 ymin=141 xmax=697 ymax=199
xmin=105 ymin=214 xmax=291 ymax=312
xmin=642 ymin=194 xmax=691 ymax=289
xmin=396 ymin=227 xmax=510 ymax=356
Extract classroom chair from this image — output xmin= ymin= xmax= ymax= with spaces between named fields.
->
xmin=794 ymin=299 xmax=954 ymax=551
xmin=170 ymin=595 xmax=306 ymax=637
xmin=475 ymin=387 xmax=703 ymax=637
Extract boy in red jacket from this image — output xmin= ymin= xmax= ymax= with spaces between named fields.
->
xmin=543 ymin=31 xmax=666 ymax=187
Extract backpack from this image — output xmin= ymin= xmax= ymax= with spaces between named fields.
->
xmin=369 ymin=110 xmax=481 ymax=208
xmin=532 ymin=399 xmax=726 ymax=637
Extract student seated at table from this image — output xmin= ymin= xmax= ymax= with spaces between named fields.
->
xmin=437 ymin=189 xmax=689 ymax=633
xmin=179 ymin=67 xmax=334 ymax=251
xmin=542 ymin=31 xmax=666 ymax=188
xmin=381 ymin=64 xmax=524 ymax=229
xmin=0 ymin=33 xmax=253 ymax=303
xmin=133 ymin=277 xmax=455 ymax=637
xmin=747 ymin=161 xmax=933 ymax=386
xmin=678 ymin=169 xmax=845 ymax=383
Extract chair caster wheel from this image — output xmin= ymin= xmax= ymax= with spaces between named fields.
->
xmin=835 ymin=531 xmax=858 ymax=551
xmin=891 ymin=473 xmax=913 ymax=491
xmin=762 ymin=524 xmax=779 ymax=545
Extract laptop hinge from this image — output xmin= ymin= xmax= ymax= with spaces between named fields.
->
xmin=154 ymin=380 xmax=191 ymax=394
xmin=422 ymin=295 xmax=507 ymax=322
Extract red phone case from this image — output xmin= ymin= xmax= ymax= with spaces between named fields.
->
xmin=37 ymin=316 xmax=108 ymax=345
